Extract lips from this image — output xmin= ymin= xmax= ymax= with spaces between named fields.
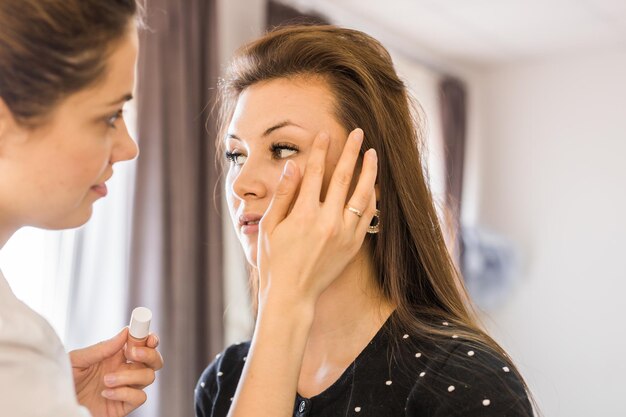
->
xmin=91 ymin=183 xmax=108 ymax=197
xmin=92 ymin=173 xmax=113 ymax=198
xmin=238 ymin=213 xmax=262 ymax=235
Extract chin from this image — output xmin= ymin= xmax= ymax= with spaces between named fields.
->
xmin=242 ymin=244 xmax=258 ymax=268
xmin=40 ymin=207 xmax=94 ymax=230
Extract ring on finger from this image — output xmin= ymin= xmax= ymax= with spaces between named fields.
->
xmin=345 ymin=205 xmax=363 ymax=217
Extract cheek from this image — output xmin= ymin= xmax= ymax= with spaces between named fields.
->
xmin=224 ymin=174 xmax=239 ymax=217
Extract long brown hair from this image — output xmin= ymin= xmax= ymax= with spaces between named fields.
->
xmin=0 ymin=0 xmax=142 ymax=127
xmin=217 ymin=24 xmax=534 ymax=412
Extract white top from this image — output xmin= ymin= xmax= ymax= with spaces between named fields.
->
xmin=0 ymin=270 xmax=91 ymax=416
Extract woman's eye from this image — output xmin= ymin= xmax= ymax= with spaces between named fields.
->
xmin=271 ymin=143 xmax=299 ymax=160
xmin=225 ymin=150 xmax=247 ymax=166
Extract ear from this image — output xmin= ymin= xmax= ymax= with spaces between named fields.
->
xmin=0 ymin=98 xmax=25 ymax=151
xmin=0 ymin=98 xmax=9 ymax=139
xmin=0 ymin=98 xmax=16 ymax=140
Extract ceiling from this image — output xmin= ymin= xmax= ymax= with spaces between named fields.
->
xmin=277 ymin=0 xmax=626 ymax=68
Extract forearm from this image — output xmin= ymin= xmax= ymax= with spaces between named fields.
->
xmin=227 ymin=298 xmax=314 ymax=417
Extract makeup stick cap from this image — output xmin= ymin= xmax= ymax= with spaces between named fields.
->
xmin=129 ymin=307 xmax=152 ymax=339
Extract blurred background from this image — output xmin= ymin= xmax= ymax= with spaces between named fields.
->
xmin=1 ymin=0 xmax=625 ymax=416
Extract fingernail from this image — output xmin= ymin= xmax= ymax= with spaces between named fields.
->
xmin=282 ymin=161 xmax=294 ymax=178
xmin=102 ymin=389 xmax=115 ymax=399
xmin=132 ymin=347 xmax=146 ymax=359
xmin=353 ymin=128 xmax=364 ymax=142
xmin=367 ymin=148 xmax=377 ymax=161
xmin=104 ymin=374 xmax=116 ymax=386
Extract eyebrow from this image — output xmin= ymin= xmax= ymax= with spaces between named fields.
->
xmin=227 ymin=120 xmax=303 ymax=141
xmin=107 ymin=93 xmax=133 ymax=106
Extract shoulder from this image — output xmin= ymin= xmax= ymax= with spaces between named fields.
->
xmin=405 ymin=339 xmax=533 ymax=417
xmin=0 ymin=276 xmax=67 ymax=361
xmin=0 ymin=277 xmax=86 ymax=415
xmin=195 ymin=341 xmax=251 ymax=414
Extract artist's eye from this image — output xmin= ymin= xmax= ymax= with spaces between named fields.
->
xmin=106 ymin=109 xmax=124 ymax=128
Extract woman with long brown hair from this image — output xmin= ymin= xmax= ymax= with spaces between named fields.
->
xmin=0 ymin=1 xmax=162 ymax=415
xmin=196 ymin=25 xmax=534 ymax=417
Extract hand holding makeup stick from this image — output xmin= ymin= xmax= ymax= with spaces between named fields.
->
xmin=226 ymin=128 xmax=378 ymax=417
xmin=69 ymin=309 xmax=163 ymax=417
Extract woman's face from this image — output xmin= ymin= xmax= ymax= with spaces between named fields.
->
xmin=0 ymin=25 xmax=139 ymax=230
xmin=225 ymin=77 xmax=351 ymax=266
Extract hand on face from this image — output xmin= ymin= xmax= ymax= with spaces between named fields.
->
xmin=256 ymin=127 xmax=378 ymax=308
xmin=69 ymin=327 xmax=163 ymax=417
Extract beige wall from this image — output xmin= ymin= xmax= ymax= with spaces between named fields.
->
xmin=476 ymin=49 xmax=626 ymax=417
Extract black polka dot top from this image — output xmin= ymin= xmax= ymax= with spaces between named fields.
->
xmin=195 ymin=314 xmax=533 ymax=417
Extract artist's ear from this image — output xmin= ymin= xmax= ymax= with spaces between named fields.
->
xmin=0 ymin=98 xmax=17 ymax=142
xmin=0 ymin=98 xmax=9 ymax=139
xmin=0 ymin=98 xmax=24 ymax=152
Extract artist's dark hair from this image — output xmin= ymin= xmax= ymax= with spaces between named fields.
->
xmin=0 ymin=0 xmax=142 ymax=126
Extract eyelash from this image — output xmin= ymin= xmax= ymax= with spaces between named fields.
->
xmin=224 ymin=142 xmax=300 ymax=165
xmin=106 ymin=109 xmax=125 ymax=128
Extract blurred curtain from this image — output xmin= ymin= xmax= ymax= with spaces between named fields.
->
xmin=128 ymin=1 xmax=223 ymax=416
xmin=439 ymin=77 xmax=467 ymax=259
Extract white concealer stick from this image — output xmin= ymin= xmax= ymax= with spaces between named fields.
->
xmin=127 ymin=307 xmax=152 ymax=353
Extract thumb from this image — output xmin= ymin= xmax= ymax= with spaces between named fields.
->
xmin=69 ymin=327 xmax=128 ymax=368
xmin=260 ymin=160 xmax=300 ymax=232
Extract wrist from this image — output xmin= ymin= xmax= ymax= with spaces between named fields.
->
xmin=258 ymin=292 xmax=315 ymax=323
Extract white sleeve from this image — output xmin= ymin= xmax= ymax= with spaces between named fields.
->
xmin=0 ymin=275 xmax=91 ymax=417
xmin=0 ymin=338 xmax=91 ymax=417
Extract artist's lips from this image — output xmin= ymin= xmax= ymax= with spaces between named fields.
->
xmin=239 ymin=213 xmax=262 ymax=235
xmin=91 ymin=183 xmax=108 ymax=197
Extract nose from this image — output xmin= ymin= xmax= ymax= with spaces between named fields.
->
xmin=230 ymin=158 xmax=266 ymax=201
xmin=111 ymin=119 xmax=139 ymax=163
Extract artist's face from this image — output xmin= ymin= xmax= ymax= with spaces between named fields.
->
xmin=0 ymin=25 xmax=139 ymax=231
xmin=224 ymin=77 xmax=351 ymax=266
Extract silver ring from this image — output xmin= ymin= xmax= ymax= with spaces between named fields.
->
xmin=345 ymin=205 xmax=363 ymax=218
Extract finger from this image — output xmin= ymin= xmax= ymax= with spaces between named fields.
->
xmin=146 ymin=333 xmax=159 ymax=348
xmin=324 ymin=128 xmax=364 ymax=208
xmin=293 ymin=132 xmax=330 ymax=211
xmin=69 ymin=328 xmax=128 ymax=368
xmin=356 ymin=189 xmax=378 ymax=238
xmin=260 ymin=160 xmax=301 ymax=232
xmin=101 ymin=387 xmax=147 ymax=408
xmin=125 ymin=346 xmax=164 ymax=371
xmin=104 ymin=368 xmax=156 ymax=389
xmin=345 ymin=148 xmax=378 ymax=229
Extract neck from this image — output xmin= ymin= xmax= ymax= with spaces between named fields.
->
xmin=301 ymin=246 xmax=395 ymax=372
xmin=0 ymin=222 xmax=17 ymax=250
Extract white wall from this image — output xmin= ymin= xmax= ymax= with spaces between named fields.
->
xmin=476 ymin=49 xmax=626 ymax=417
